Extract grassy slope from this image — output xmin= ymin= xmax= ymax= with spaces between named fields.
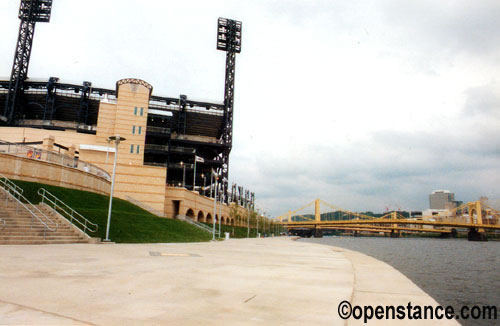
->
xmin=11 ymin=180 xmax=212 ymax=243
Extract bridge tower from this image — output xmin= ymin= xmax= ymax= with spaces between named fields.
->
xmin=315 ymin=199 xmax=321 ymax=222
xmin=468 ymin=201 xmax=487 ymax=241
xmin=217 ymin=17 xmax=242 ymax=203
xmin=2 ymin=0 xmax=53 ymax=125
xmin=390 ymin=211 xmax=400 ymax=238
xmin=314 ymin=199 xmax=323 ymax=238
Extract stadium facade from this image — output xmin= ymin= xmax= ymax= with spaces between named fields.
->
xmin=1 ymin=3 xmax=253 ymax=225
xmin=0 ymin=78 xmax=245 ymax=223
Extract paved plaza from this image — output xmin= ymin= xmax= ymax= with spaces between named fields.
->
xmin=0 ymin=238 xmax=457 ymax=325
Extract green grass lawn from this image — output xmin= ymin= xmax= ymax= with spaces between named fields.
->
xmin=10 ymin=180 xmax=212 ymax=243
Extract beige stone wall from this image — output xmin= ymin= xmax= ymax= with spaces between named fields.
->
xmin=165 ymin=187 xmax=235 ymax=224
xmin=78 ymin=149 xmax=110 ymax=166
xmin=112 ymin=163 xmax=166 ymax=212
xmin=95 ymin=83 xmax=150 ymax=166
xmin=95 ymin=102 xmax=117 ymax=144
xmin=0 ymin=153 xmax=110 ymax=195
xmin=0 ymin=127 xmax=97 ymax=152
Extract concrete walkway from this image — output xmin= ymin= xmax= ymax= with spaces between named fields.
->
xmin=0 ymin=237 xmax=457 ymax=325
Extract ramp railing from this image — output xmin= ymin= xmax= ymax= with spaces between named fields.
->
xmin=183 ymin=217 xmax=220 ymax=236
xmin=38 ymin=188 xmax=98 ymax=234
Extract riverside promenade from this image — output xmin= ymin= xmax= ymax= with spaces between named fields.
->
xmin=0 ymin=237 xmax=457 ymax=325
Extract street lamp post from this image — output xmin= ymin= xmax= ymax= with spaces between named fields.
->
xmin=202 ymin=174 xmax=206 ymax=196
xmin=247 ymin=201 xmax=250 ymax=238
xmin=105 ymin=135 xmax=126 ymax=242
xmin=180 ymin=161 xmax=185 ymax=188
xmin=212 ymin=170 xmax=218 ymax=241
xmin=193 ymin=152 xmax=196 ymax=191
xmin=219 ymin=191 xmax=223 ymax=238
xmin=256 ymin=211 xmax=259 ymax=238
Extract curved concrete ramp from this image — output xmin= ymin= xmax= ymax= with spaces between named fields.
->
xmin=0 ymin=238 xmax=458 ymax=325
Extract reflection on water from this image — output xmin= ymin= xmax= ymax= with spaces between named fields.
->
xmin=302 ymin=237 xmax=499 ymax=326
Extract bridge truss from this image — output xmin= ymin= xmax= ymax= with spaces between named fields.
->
xmin=278 ymin=199 xmax=500 ymax=241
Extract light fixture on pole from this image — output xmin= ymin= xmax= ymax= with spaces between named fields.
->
xmin=193 ymin=151 xmax=196 ymax=191
xmin=193 ymin=153 xmax=204 ymax=192
xmin=212 ymin=169 xmax=218 ymax=241
xmin=256 ymin=209 xmax=259 ymax=238
xmin=202 ymin=174 xmax=206 ymax=196
xmin=219 ymin=191 xmax=223 ymax=238
xmin=180 ymin=161 xmax=185 ymax=188
xmin=105 ymin=135 xmax=126 ymax=242
xmin=245 ymin=190 xmax=250 ymax=238
xmin=218 ymin=177 xmax=227 ymax=238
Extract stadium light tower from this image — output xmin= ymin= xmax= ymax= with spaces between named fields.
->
xmin=217 ymin=17 xmax=242 ymax=203
xmin=2 ymin=0 xmax=53 ymax=124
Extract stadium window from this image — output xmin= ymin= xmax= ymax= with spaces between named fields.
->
xmin=140 ymin=107 xmax=144 ymax=116
xmin=134 ymin=107 xmax=138 ymax=115
xmin=136 ymin=145 xmax=140 ymax=154
xmin=138 ymin=126 xmax=142 ymax=135
xmin=132 ymin=126 xmax=135 ymax=134
xmin=130 ymin=144 xmax=134 ymax=153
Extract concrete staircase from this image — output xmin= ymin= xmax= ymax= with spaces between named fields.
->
xmin=0 ymin=191 xmax=89 ymax=245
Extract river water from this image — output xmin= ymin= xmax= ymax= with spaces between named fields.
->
xmin=301 ymin=236 xmax=499 ymax=325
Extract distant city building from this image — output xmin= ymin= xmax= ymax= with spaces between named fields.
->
xmin=429 ymin=190 xmax=455 ymax=210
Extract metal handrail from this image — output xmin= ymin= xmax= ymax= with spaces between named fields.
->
xmin=184 ymin=217 xmax=219 ymax=235
xmin=38 ymin=188 xmax=98 ymax=233
xmin=0 ymin=178 xmax=58 ymax=237
xmin=0 ymin=173 xmax=23 ymax=195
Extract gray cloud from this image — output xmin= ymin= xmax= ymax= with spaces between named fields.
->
xmin=463 ymin=83 xmax=500 ymax=117
xmin=379 ymin=1 xmax=500 ymax=56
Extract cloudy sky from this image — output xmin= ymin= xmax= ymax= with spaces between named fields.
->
xmin=1 ymin=1 xmax=499 ymax=216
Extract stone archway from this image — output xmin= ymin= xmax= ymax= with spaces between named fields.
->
xmin=197 ymin=211 xmax=205 ymax=222
xmin=186 ymin=208 xmax=195 ymax=220
xmin=206 ymin=213 xmax=213 ymax=223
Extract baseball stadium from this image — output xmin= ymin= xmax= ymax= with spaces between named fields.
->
xmin=0 ymin=0 xmax=255 ymax=228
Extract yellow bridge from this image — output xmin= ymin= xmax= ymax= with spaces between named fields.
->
xmin=277 ymin=199 xmax=500 ymax=241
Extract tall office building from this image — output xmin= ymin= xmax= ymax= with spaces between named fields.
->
xmin=429 ymin=190 xmax=455 ymax=210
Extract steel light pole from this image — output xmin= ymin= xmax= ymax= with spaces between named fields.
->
xmin=218 ymin=191 xmax=223 ymax=238
xmin=246 ymin=204 xmax=250 ymax=238
xmin=202 ymin=174 xmax=206 ymax=196
xmin=193 ymin=152 xmax=196 ymax=191
xmin=180 ymin=161 xmax=185 ymax=188
xmin=105 ymin=135 xmax=126 ymax=242
xmin=212 ymin=170 xmax=218 ymax=241
xmin=256 ymin=210 xmax=259 ymax=238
